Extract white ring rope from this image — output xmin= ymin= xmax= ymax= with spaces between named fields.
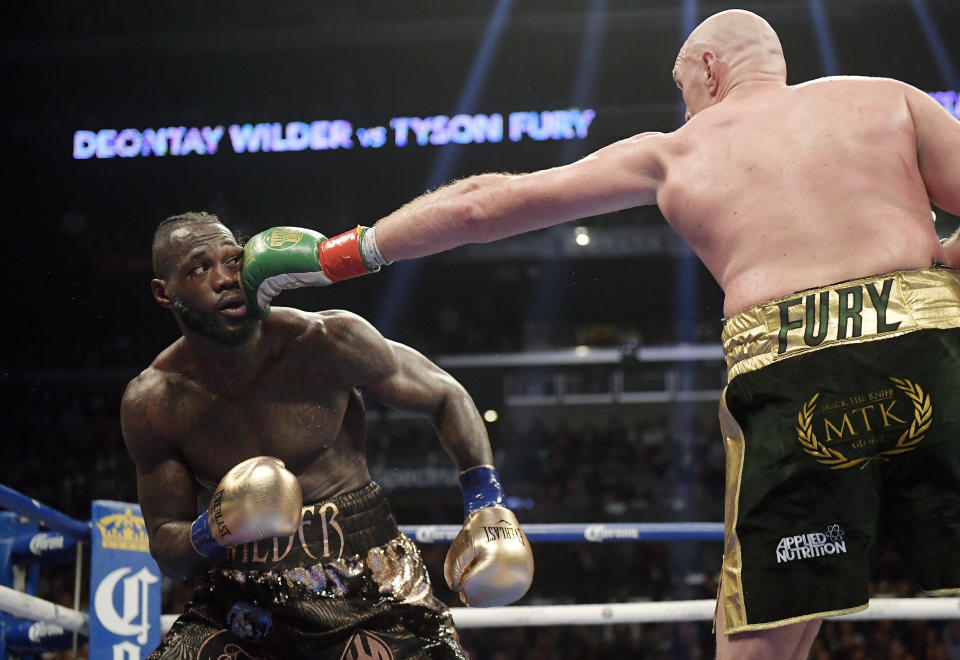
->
xmin=3 ymin=585 xmax=956 ymax=639
xmin=445 ymin=598 xmax=960 ymax=628
xmin=0 ymin=584 xmax=89 ymax=635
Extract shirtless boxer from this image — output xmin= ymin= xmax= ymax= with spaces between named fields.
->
xmin=241 ymin=9 xmax=960 ymax=659
xmin=120 ymin=212 xmax=533 ymax=659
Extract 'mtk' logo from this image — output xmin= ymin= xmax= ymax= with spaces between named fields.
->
xmin=340 ymin=631 xmax=394 ymax=660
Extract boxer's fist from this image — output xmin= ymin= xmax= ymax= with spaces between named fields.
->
xmin=242 ymin=226 xmax=379 ymax=318
xmin=190 ymin=456 xmax=303 ymax=559
xmin=444 ymin=506 xmax=534 ymax=607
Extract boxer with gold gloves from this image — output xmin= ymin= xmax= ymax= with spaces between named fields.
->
xmin=122 ymin=212 xmax=530 ymax=660
xmin=241 ymin=224 xmax=534 ymax=608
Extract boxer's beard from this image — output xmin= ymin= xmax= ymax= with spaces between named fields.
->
xmin=173 ymin=295 xmax=256 ymax=346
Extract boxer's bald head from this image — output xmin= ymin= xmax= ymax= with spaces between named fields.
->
xmin=673 ymin=9 xmax=786 ymax=119
xmin=152 ymin=211 xmax=231 ymax=278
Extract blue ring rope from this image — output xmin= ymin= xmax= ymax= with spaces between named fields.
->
xmin=0 ymin=482 xmax=723 ymax=545
xmin=400 ymin=522 xmax=724 ymax=543
xmin=0 ymin=483 xmax=91 ymax=540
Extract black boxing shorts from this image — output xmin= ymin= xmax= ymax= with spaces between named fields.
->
xmin=716 ymin=267 xmax=960 ymax=634
xmin=149 ymin=482 xmax=466 ymax=659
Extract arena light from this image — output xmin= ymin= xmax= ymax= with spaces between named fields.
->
xmin=483 ymin=409 xmax=499 ymax=423
xmin=807 ymin=0 xmax=840 ymax=76
xmin=560 ymin=0 xmax=607 ymax=165
xmin=908 ymin=0 xmax=959 ymax=90
xmin=523 ymin=0 xmax=607 ymax=351
xmin=575 ymin=227 xmax=590 ymax=246
xmin=667 ymin=0 xmax=704 ymax=606
xmin=929 ymin=90 xmax=960 ymax=118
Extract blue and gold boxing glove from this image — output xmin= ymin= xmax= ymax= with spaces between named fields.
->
xmin=190 ymin=456 xmax=303 ymax=559
xmin=443 ymin=465 xmax=534 ymax=607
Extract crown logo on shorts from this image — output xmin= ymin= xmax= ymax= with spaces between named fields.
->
xmin=96 ymin=508 xmax=150 ymax=552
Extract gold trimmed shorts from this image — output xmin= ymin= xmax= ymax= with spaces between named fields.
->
xmin=150 ymin=483 xmax=466 ymax=659
xmin=718 ymin=267 xmax=960 ymax=633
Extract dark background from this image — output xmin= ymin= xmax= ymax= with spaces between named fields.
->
xmin=2 ymin=1 xmax=960 ymax=658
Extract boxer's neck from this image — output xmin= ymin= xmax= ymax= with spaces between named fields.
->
xmin=182 ymin=325 xmax=267 ymax=395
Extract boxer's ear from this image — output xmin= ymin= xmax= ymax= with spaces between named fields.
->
xmin=702 ymin=51 xmax=720 ymax=97
xmin=151 ymin=278 xmax=172 ymax=309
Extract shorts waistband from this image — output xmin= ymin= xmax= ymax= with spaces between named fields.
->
xmin=217 ymin=481 xmax=400 ymax=570
xmin=722 ymin=267 xmax=960 ymax=381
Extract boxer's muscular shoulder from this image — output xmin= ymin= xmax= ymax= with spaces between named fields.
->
xmin=121 ymin=367 xmax=188 ymax=464
xmin=286 ymin=308 xmax=396 ymax=385
xmin=257 ymin=307 xmax=395 ymax=387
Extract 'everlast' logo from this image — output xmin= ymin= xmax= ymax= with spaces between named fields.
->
xmin=483 ymin=520 xmax=525 ymax=546
xmin=777 ymin=278 xmax=901 ymax=354
xmin=212 ymin=489 xmax=230 ymax=538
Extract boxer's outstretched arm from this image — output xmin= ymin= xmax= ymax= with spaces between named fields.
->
xmin=121 ymin=373 xmax=206 ymax=579
xmin=372 ymin=131 xmax=668 ymax=263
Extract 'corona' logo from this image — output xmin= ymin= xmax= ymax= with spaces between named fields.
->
xmin=97 ymin=508 xmax=150 ymax=552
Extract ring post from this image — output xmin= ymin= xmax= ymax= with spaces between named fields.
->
xmin=89 ymin=501 xmax=161 ymax=659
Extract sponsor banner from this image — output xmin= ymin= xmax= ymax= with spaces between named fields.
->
xmin=5 ymin=620 xmax=74 ymax=654
xmin=584 ymin=524 xmax=641 ymax=542
xmin=89 ymin=501 xmax=161 ymax=659
xmin=72 ymin=108 xmax=597 ymax=160
xmin=11 ymin=531 xmax=77 ymax=563
xmin=406 ymin=525 xmax=460 ymax=544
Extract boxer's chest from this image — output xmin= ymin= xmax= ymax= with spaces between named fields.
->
xmin=172 ymin=373 xmax=352 ymax=481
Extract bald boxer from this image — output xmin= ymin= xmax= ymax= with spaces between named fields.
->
xmin=243 ymin=9 xmax=960 ymax=659
xmin=121 ymin=212 xmax=532 ymax=659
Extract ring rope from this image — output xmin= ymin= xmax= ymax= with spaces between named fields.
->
xmin=443 ymin=598 xmax=960 ymax=628
xmin=0 ymin=584 xmax=89 ymax=635
xmin=0 ymin=483 xmax=91 ymax=539
xmin=401 ymin=522 xmax=724 ymax=543
xmin=3 ymin=588 xmax=955 ymax=639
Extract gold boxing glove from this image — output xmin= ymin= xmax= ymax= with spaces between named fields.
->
xmin=190 ymin=456 xmax=303 ymax=559
xmin=444 ymin=466 xmax=534 ymax=607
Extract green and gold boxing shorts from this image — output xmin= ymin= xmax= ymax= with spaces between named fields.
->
xmin=718 ymin=266 xmax=960 ymax=633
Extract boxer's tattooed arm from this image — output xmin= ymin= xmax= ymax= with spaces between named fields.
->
xmin=369 ymin=339 xmax=494 ymax=472
xmin=306 ymin=310 xmax=493 ymax=472
xmin=121 ymin=370 xmax=208 ymax=578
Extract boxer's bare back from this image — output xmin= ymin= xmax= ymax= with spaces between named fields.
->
xmin=658 ymin=74 xmax=948 ymax=316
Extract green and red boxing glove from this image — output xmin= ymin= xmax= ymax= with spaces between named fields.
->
xmin=241 ymin=225 xmax=390 ymax=317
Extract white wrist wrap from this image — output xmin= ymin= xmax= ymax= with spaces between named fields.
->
xmin=360 ymin=226 xmax=392 ymax=268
